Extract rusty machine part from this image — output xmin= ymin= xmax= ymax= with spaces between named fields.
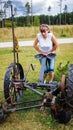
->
xmin=0 ymin=62 xmax=73 ymax=124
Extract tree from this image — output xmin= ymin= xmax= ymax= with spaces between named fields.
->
xmin=30 ymin=0 xmax=33 ymax=25
xmin=63 ymin=4 xmax=68 ymax=24
xmin=58 ymin=0 xmax=63 ymax=25
xmin=14 ymin=7 xmax=17 ymax=16
xmin=0 ymin=9 xmax=4 ymax=27
xmin=48 ymin=6 xmax=51 ymax=25
xmin=33 ymin=16 xmax=40 ymax=26
xmin=14 ymin=7 xmax=17 ymax=25
xmin=4 ymin=0 xmax=12 ymax=18
xmin=25 ymin=2 xmax=31 ymax=25
xmin=0 ymin=0 xmax=5 ymax=27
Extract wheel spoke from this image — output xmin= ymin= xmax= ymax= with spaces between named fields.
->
xmin=4 ymin=63 xmax=24 ymax=104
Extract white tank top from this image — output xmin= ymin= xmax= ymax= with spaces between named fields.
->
xmin=37 ymin=32 xmax=53 ymax=53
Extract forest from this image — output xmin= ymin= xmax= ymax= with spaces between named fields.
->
xmin=0 ymin=11 xmax=73 ymax=28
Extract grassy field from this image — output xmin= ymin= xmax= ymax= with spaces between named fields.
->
xmin=0 ymin=25 xmax=73 ymax=42
xmin=0 ymin=43 xmax=73 ymax=130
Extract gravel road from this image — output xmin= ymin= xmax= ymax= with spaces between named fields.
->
xmin=0 ymin=38 xmax=73 ymax=48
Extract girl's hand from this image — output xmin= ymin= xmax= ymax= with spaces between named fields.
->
xmin=41 ymin=51 xmax=51 ymax=56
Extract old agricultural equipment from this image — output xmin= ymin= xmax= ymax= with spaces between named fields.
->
xmin=0 ymin=4 xmax=73 ymax=124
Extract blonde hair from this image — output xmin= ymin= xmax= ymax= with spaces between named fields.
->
xmin=40 ymin=24 xmax=50 ymax=33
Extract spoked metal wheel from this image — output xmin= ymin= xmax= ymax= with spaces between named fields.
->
xmin=4 ymin=63 xmax=24 ymax=104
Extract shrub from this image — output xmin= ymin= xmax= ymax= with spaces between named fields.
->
xmin=55 ymin=61 xmax=70 ymax=81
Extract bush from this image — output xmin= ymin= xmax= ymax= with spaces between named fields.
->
xmin=5 ymin=20 xmax=16 ymax=27
xmin=55 ymin=61 xmax=70 ymax=81
xmin=61 ymin=33 xmax=67 ymax=37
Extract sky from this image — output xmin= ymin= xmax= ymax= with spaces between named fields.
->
xmin=0 ymin=0 xmax=73 ymax=17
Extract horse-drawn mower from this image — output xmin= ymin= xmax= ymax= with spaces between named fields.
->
xmin=0 ymin=4 xmax=73 ymax=124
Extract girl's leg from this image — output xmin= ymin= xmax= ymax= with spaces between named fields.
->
xmin=39 ymin=57 xmax=47 ymax=82
xmin=49 ymin=72 xmax=54 ymax=82
xmin=47 ymin=58 xmax=55 ymax=82
xmin=43 ymin=73 xmax=47 ymax=83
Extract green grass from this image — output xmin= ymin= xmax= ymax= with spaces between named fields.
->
xmin=0 ymin=44 xmax=73 ymax=130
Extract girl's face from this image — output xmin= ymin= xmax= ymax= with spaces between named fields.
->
xmin=40 ymin=27 xmax=48 ymax=38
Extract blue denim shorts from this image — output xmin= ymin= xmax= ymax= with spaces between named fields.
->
xmin=40 ymin=57 xmax=55 ymax=74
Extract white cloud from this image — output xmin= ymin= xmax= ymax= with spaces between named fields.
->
xmin=19 ymin=0 xmax=73 ymax=15
xmin=0 ymin=0 xmax=73 ymax=17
